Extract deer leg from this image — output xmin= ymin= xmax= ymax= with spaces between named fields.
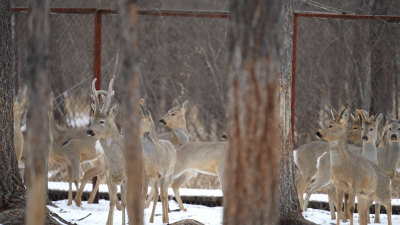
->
xmin=75 ymin=166 xmax=104 ymax=205
xmin=145 ymin=188 xmax=154 ymax=209
xmin=346 ymin=193 xmax=355 ymax=225
xmin=106 ymin=179 xmax=117 ymax=225
xmin=336 ymin=189 xmax=344 ymax=225
xmin=357 ymin=198 xmax=370 ymax=225
xmin=142 ymin=174 xmax=149 ymax=205
xmin=374 ymin=203 xmax=381 ymax=223
xmin=121 ymin=182 xmax=127 ymax=225
xmin=383 ymin=200 xmax=392 ymax=225
xmin=327 ymin=187 xmax=336 ymax=220
xmin=160 ymin=178 xmax=169 ymax=224
xmin=171 ymin=171 xmax=196 ymax=211
xmin=67 ymin=166 xmax=74 ymax=206
xmin=88 ymin=173 xmax=104 ymax=203
xmin=149 ymin=181 xmax=158 ymax=223
xmin=343 ymin=193 xmax=349 ymax=222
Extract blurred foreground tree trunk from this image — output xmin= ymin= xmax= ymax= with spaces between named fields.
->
xmin=117 ymin=0 xmax=143 ymax=224
xmin=278 ymin=1 xmax=316 ymax=225
xmin=223 ymin=0 xmax=280 ymax=224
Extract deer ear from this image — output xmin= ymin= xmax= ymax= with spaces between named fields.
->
xmin=375 ymin=113 xmax=383 ymax=125
xmin=330 ymin=109 xmax=338 ymax=120
xmin=386 ymin=113 xmax=395 ymax=123
xmin=339 ymin=109 xmax=350 ymax=124
xmin=182 ymin=100 xmax=189 ymax=111
xmin=109 ymin=103 xmax=119 ymax=117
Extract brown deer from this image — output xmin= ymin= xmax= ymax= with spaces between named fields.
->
xmin=14 ymin=86 xmax=26 ymax=176
xmin=48 ymin=93 xmax=103 ymax=206
xmin=295 ymin=109 xmax=363 ymax=213
xmin=86 ymin=78 xmax=127 ymax=225
xmin=138 ymin=98 xmax=176 ymax=223
xmin=373 ymin=113 xmax=400 ymax=223
xmin=316 ymin=108 xmax=392 ymax=225
xmin=144 ymin=100 xmax=197 ymax=212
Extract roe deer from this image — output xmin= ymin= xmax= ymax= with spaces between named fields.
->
xmin=86 ymin=78 xmax=127 ymax=225
xmin=145 ymin=100 xmax=197 ymax=212
xmin=295 ymin=109 xmax=362 ymax=212
xmin=48 ymin=93 xmax=106 ymax=206
xmin=373 ymin=113 xmax=400 ymax=223
xmin=138 ymin=98 xmax=176 ymax=223
xmin=14 ymin=87 xmax=26 ymax=176
xmin=316 ymin=108 xmax=392 ymax=225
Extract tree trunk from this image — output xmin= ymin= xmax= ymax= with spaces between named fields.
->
xmin=0 ymin=0 xmax=25 ymax=212
xmin=24 ymin=0 xmax=53 ymax=224
xmin=278 ymin=1 xmax=316 ymax=225
xmin=223 ymin=1 xmax=280 ymax=224
xmin=117 ymin=0 xmax=143 ymax=224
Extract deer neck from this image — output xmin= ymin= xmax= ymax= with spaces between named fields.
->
xmin=329 ymin=133 xmax=349 ymax=166
xmin=362 ymin=141 xmax=378 ymax=164
xmin=171 ymin=127 xmax=189 ymax=145
xmin=382 ymin=138 xmax=400 ymax=172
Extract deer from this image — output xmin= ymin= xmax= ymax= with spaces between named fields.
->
xmin=49 ymin=94 xmax=100 ymax=206
xmin=138 ymin=98 xmax=177 ymax=224
xmin=373 ymin=112 xmax=400 ymax=223
xmin=144 ymin=100 xmax=197 ymax=212
xmin=295 ymin=109 xmax=363 ymax=213
xmin=86 ymin=78 xmax=127 ymax=225
xmin=316 ymin=108 xmax=392 ymax=225
xmin=14 ymin=86 xmax=27 ymax=176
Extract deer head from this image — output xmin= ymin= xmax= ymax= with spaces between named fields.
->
xmin=316 ymin=108 xmax=350 ymax=142
xmin=347 ymin=109 xmax=363 ymax=145
xmin=87 ymin=78 xmax=119 ymax=139
xmin=159 ymin=100 xmax=189 ymax=129
xmin=383 ymin=113 xmax=400 ymax=143
xmin=138 ymin=98 xmax=156 ymax=140
xmin=360 ymin=110 xmax=383 ymax=144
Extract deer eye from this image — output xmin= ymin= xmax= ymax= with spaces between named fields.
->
xmin=328 ymin=125 xmax=333 ymax=128
xmin=370 ymin=128 xmax=373 ymax=131
xmin=100 ymin=121 xmax=105 ymax=124
xmin=171 ymin=113 xmax=175 ymax=116
xmin=353 ymin=127 xmax=357 ymax=130
xmin=389 ymin=128 xmax=392 ymax=131
xmin=398 ymin=128 xmax=400 ymax=131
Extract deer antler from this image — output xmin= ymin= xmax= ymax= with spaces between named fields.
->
xmin=101 ymin=77 xmax=115 ymax=115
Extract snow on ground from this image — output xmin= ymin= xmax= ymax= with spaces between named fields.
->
xmin=48 ymin=199 xmax=395 ymax=225
xmin=49 ymin=199 xmax=223 ymax=225
xmin=48 ymin=182 xmax=399 ymax=225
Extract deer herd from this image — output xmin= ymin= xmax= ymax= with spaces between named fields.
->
xmin=12 ymin=77 xmax=400 ymax=225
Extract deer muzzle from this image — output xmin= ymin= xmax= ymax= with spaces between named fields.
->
xmin=391 ymin=134 xmax=398 ymax=140
xmin=87 ymin=129 xmax=95 ymax=136
xmin=316 ymin=131 xmax=322 ymax=138
xmin=362 ymin=136 xmax=368 ymax=141
xmin=159 ymin=119 xmax=166 ymax=125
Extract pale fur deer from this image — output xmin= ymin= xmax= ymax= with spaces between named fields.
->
xmin=48 ymin=94 xmax=105 ymax=206
xmin=373 ymin=113 xmax=400 ymax=223
xmin=162 ymin=100 xmax=228 ymax=194
xmin=138 ymin=98 xmax=177 ymax=223
xmin=14 ymin=87 xmax=26 ymax=176
xmin=86 ymin=78 xmax=127 ymax=225
xmin=295 ymin=110 xmax=363 ymax=213
xmin=144 ymin=100 xmax=198 ymax=212
xmin=316 ymin=108 xmax=392 ymax=225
